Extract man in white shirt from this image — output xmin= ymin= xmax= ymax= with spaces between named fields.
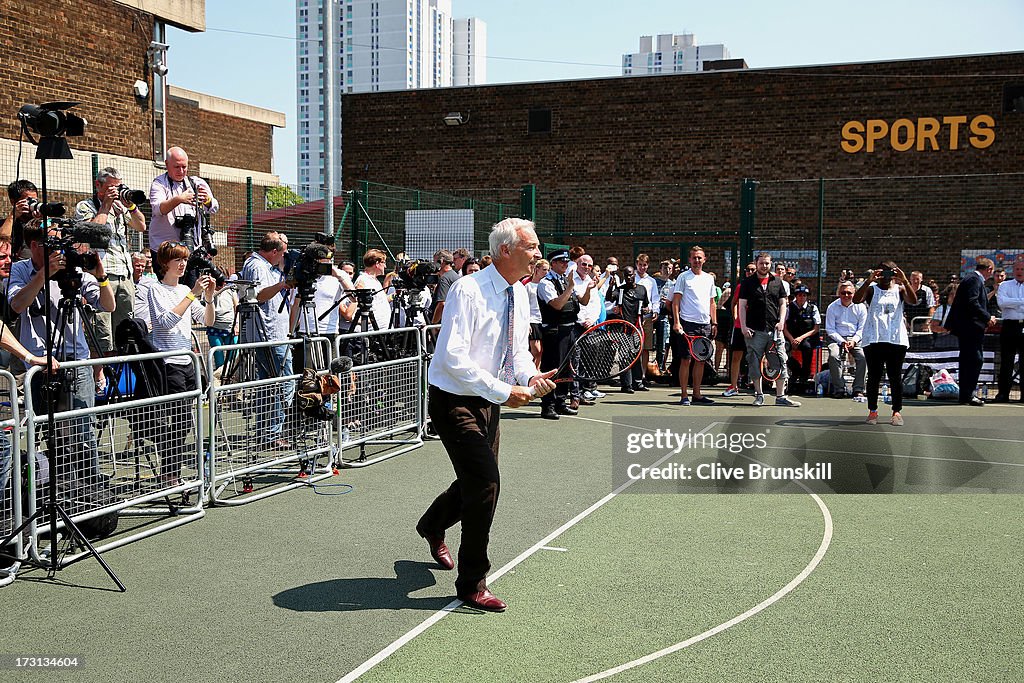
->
xmin=417 ymin=218 xmax=554 ymax=613
xmin=824 ymin=280 xmax=868 ymax=398
xmin=993 ymin=257 xmax=1024 ymax=403
xmin=671 ymin=246 xmax=718 ymax=405
xmin=148 ymin=146 xmax=219 ymax=254
xmin=353 ymin=249 xmax=392 ymax=332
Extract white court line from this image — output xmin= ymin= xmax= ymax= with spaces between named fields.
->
xmin=541 ymin=546 xmax=569 ymax=552
xmin=757 ymin=444 xmax=1024 ymax=469
xmin=722 ymin=420 xmax=1024 ymax=444
xmin=335 ymin=415 xmax=717 ymax=683
xmin=572 ymin=460 xmax=834 ymax=683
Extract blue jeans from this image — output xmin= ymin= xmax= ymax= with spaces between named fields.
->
xmin=206 ymin=328 xmax=236 ymax=370
xmin=255 ymin=343 xmax=295 ymax=439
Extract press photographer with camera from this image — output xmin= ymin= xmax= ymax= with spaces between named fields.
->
xmin=148 ymin=147 xmax=218 ymax=256
xmin=8 ymin=222 xmax=114 ymax=482
xmin=1 ymin=179 xmax=60 ymax=257
xmin=288 ymin=233 xmax=356 ymax=373
xmin=353 ymin=249 xmax=393 ymax=332
xmin=143 ymin=241 xmax=216 ymax=484
xmin=74 ymin=167 xmax=146 ymax=355
xmin=240 ymin=231 xmax=296 ymax=448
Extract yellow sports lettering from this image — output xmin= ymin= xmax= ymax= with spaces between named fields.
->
xmin=865 ymin=119 xmax=888 ymax=152
xmin=890 ymin=118 xmax=915 ymax=152
xmin=943 ymin=115 xmax=968 ymax=149
xmin=969 ymin=114 xmax=996 ymax=149
xmin=840 ymin=120 xmax=865 ymax=153
xmin=916 ymin=117 xmax=941 ymax=151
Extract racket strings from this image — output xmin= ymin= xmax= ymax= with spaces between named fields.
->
xmin=575 ymin=327 xmax=641 ymax=380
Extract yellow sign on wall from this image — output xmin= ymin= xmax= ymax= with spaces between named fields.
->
xmin=841 ymin=115 xmax=995 ymax=153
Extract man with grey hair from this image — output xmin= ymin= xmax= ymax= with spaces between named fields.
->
xmin=148 ymin=146 xmax=219 ymax=254
xmin=430 ymin=248 xmax=459 ymax=324
xmin=824 ymin=280 xmax=867 ymax=399
xmin=75 ymin=166 xmax=147 ymax=353
xmin=417 ymin=217 xmax=555 ymax=612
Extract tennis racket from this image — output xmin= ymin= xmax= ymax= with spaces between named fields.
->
xmin=681 ymin=332 xmax=715 ymax=362
xmin=761 ymin=337 xmax=784 ymax=381
xmin=530 ymin=319 xmax=643 ymax=395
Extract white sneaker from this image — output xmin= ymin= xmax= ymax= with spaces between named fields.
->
xmin=753 ymin=394 xmax=765 ymax=407
xmin=582 ymin=390 xmax=597 ymax=401
xmin=723 ymin=386 xmax=739 ymax=397
xmin=590 ymin=389 xmax=606 ymax=399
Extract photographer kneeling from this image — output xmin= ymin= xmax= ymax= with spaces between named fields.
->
xmin=142 ymin=241 xmax=215 ymax=485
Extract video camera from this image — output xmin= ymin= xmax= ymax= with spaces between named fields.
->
xmin=45 ymin=218 xmax=112 ymax=290
xmin=395 ymin=258 xmax=439 ymax=290
xmin=286 ymin=232 xmax=336 ymax=297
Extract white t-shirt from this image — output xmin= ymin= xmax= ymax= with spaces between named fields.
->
xmin=354 ymin=272 xmax=391 ymax=331
xmin=672 ymin=270 xmax=716 ymax=324
xmin=296 ymin=275 xmax=346 ymax=335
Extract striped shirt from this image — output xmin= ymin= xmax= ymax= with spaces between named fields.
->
xmin=144 ymin=282 xmax=205 ymax=365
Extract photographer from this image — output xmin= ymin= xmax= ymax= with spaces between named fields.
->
xmin=142 ymin=241 xmax=215 ymax=484
xmin=291 ymin=261 xmax=355 ymax=374
xmin=1 ymin=179 xmax=40 ymax=256
xmin=354 ymin=249 xmax=393 ymax=331
xmin=148 ymin=147 xmax=219 ymax=255
xmin=8 ymin=223 xmax=114 ymax=482
xmin=75 ymin=167 xmax=146 ymax=355
xmin=240 ymin=232 xmax=295 ymax=449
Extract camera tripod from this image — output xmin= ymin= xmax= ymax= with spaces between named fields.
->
xmin=0 ymin=246 xmax=124 ymax=590
xmin=338 ymin=290 xmax=392 ymax=366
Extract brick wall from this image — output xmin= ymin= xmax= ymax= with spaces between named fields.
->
xmin=342 ymin=53 xmax=1024 ymax=296
xmin=0 ymin=0 xmax=153 ymax=159
xmin=0 ymin=0 xmax=279 ymax=267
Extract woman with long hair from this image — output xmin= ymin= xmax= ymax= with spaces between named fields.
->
xmin=853 ymin=260 xmax=917 ymax=426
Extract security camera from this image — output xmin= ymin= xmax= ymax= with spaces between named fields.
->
xmin=133 ymin=80 xmax=149 ymax=99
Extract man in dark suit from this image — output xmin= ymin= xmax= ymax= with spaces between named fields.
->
xmin=945 ymin=257 xmax=997 ymax=405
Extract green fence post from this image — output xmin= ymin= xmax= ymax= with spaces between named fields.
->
xmin=739 ymin=179 xmax=758 ymax=267
xmin=817 ymin=178 xmax=825 ymax=308
xmin=351 ymin=180 xmax=367 ymax=262
xmin=246 ymin=177 xmax=253 ymax=252
xmin=91 ymin=154 xmax=98 ymax=183
xmin=520 ymin=184 xmax=536 ymax=221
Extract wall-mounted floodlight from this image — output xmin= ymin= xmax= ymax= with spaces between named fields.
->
xmin=443 ymin=112 xmax=469 ymax=126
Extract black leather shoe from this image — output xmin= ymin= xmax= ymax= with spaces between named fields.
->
xmin=555 ymin=404 xmax=578 ymax=416
xmin=416 ymin=528 xmax=454 ymax=570
xmin=620 ymin=386 xmax=635 ymax=394
xmin=458 ymin=589 xmax=507 ymax=612
xmin=961 ymin=397 xmax=985 ymax=406
xmin=634 ymin=384 xmax=650 ymax=392
xmin=541 ymin=405 xmax=559 ymax=420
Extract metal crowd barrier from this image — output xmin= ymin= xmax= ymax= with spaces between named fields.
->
xmin=21 ymin=352 xmax=206 ymax=569
xmin=334 ymin=326 xmax=424 ymax=467
xmin=207 ymin=337 xmax=336 ymax=504
xmin=0 ymin=370 xmax=21 ymax=587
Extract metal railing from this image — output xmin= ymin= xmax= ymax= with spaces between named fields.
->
xmin=21 ymin=352 xmax=206 ymax=569
xmin=206 ymin=337 xmax=336 ymax=505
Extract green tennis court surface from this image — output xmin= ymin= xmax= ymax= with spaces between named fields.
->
xmin=2 ymin=386 xmax=1022 ymax=682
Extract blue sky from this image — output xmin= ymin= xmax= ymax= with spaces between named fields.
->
xmin=169 ymin=0 xmax=1023 ymax=185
